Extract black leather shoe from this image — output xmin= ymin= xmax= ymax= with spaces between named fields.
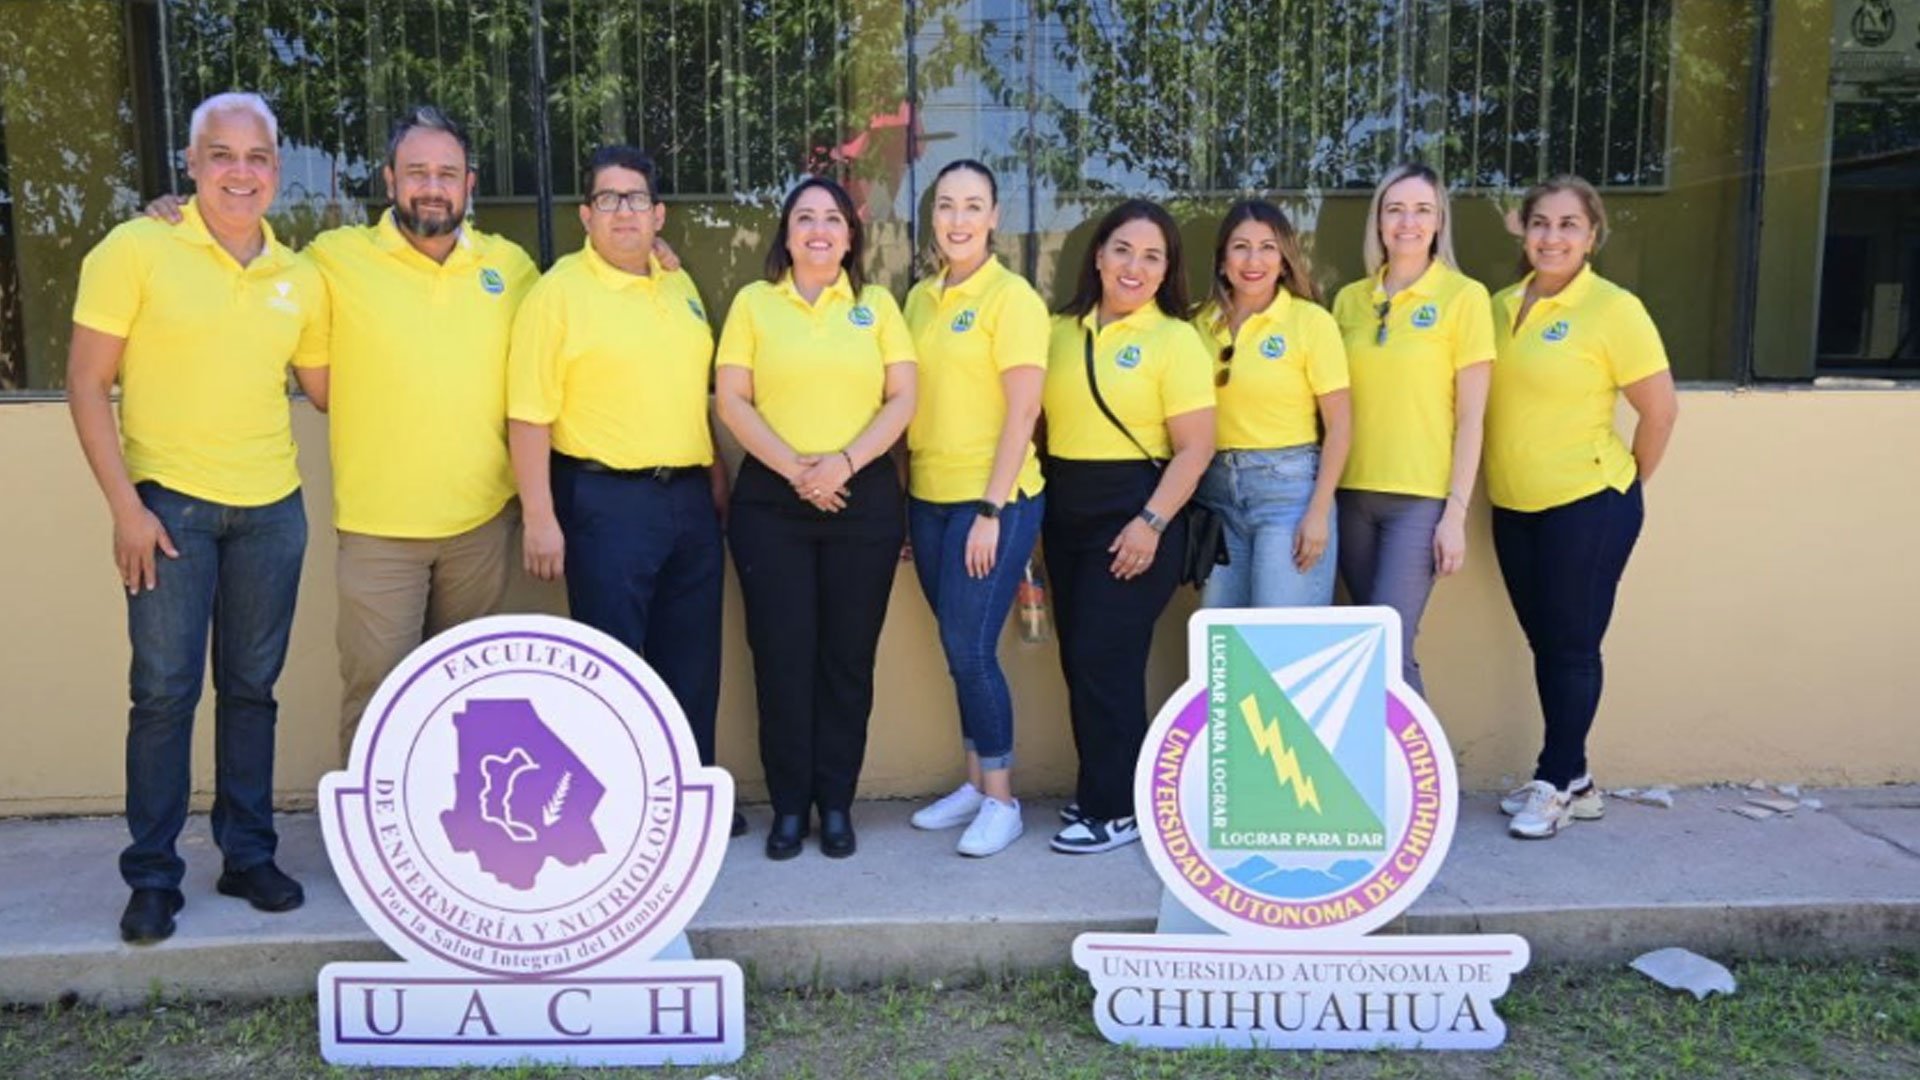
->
xmin=731 ymin=811 xmax=749 ymax=839
xmin=216 ymin=861 xmax=305 ymax=913
xmin=819 ymin=808 xmax=856 ymax=859
xmin=120 ymin=888 xmax=184 ymax=945
xmin=765 ymin=813 xmax=808 ymax=861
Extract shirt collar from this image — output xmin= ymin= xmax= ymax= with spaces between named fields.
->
xmin=375 ymin=208 xmax=476 ymax=267
xmin=778 ymin=270 xmax=855 ymax=309
xmin=1196 ymin=290 xmax=1294 ymax=348
xmin=177 ymin=198 xmax=290 ymax=272
xmin=1510 ymin=263 xmax=1597 ymax=317
xmin=933 ymin=256 xmax=1006 ymax=303
xmin=581 ymin=239 xmax=663 ymax=290
xmin=1080 ymin=301 xmax=1165 ymax=336
xmin=1371 ymin=258 xmax=1449 ymax=303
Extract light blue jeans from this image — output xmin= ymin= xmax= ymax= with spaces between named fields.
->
xmin=1195 ymin=446 xmax=1337 ymax=609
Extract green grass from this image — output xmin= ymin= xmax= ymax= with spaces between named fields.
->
xmin=4 ymin=956 xmax=1917 ymax=1079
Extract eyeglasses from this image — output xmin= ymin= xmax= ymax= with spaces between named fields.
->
xmin=589 ymin=190 xmax=655 ymax=214
xmin=1374 ymin=300 xmax=1392 ymax=346
xmin=1215 ymin=344 xmax=1236 ymax=387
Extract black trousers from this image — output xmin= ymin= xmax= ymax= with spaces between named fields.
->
xmin=1043 ymin=459 xmax=1187 ymax=822
xmin=728 ymin=457 xmax=904 ymax=815
xmin=551 ymin=458 xmax=724 ymax=767
xmin=1491 ymin=481 xmax=1644 ymax=789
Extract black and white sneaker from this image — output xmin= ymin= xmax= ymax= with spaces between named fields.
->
xmin=1058 ymin=801 xmax=1085 ymax=824
xmin=1050 ymin=814 xmax=1139 ymax=854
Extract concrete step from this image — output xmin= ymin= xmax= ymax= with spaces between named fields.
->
xmin=4 ymin=787 xmax=1918 ymax=1007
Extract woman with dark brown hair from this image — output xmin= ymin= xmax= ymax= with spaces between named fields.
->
xmin=1191 ymin=199 xmax=1351 ymax=609
xmin=714 ymin=176 xmax=917 ymax=861
xmin=1042 ymin=199 xmax=1215 ymax=854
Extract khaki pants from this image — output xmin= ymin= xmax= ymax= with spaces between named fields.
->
xmin=336 ymin=505 xmax=515 ymax=760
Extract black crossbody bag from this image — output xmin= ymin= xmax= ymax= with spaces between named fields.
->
xmin=1081 ymin=331 xmax=1226 ymax=588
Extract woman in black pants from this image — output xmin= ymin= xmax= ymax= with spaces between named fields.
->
xmin=1486 ymin=176 xmax=1678 ymax=840
xmin=1042 ymin=199 xmax=1216 ymax=854
xmin=714 ymin=177 xmax=918 ymax=860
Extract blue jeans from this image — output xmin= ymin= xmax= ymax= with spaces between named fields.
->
xmin=1493 ymin=482 xmax=1644 ymax=789
xmin=122 ymin=483 xmax=306 ymax=891
xmin=908 ymin=493 xmax=1044 ymax=770
xmin=1196 ymin=447 xmax=1337 ymax=609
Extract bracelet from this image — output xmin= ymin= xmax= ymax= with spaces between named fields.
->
xmin=840 ymin=450 xmax=857 ymax=475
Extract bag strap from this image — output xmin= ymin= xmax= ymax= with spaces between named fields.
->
xmin=1082 ymin=329 xmax=1165 ymax=470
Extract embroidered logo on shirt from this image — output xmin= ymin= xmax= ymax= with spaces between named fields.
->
xmin=266 ymin=280 xmax=299 ymax=314
xmin=687 ymin=298 xmax=707 ymax=322
xmin=952 ymin=309 xmax=977 ymax=333
xmin=1116 ymin=344 xmax=1143 ymax=370
xmin=1411 ymin=304 xmax=1439 ymax=329
xmin=848 ymin=304 xmax=876 ymax=328
xmin=1260 ymin=334 xmax=1287 ymax=360
xmin=1542 ymin=320 xmax=1570 ymax=343
xmin=479 ymin=268 xmax=507 ymax=295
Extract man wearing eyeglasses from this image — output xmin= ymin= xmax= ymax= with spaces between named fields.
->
xmin=505 ymin=145 xmax=741 ymax=837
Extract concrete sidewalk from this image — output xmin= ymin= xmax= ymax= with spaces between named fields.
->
xmin=3 ymin=787 xmax=1918 ymax=1007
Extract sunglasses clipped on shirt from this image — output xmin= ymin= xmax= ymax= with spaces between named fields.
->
xmin=1214 ymin=343 xmax=1236 ymax=387
xmin=1374 ymin=300 xmax=1392 ymax=346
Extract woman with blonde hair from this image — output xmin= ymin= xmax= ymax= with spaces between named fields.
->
xmin=1331 ymin=163 xmax=1494 ymax=693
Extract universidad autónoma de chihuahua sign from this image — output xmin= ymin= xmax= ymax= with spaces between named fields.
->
xmin=1075 ymin=606 xmax=1529 ymax=1051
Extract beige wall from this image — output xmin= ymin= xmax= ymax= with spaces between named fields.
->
xmin=2 ymin=386 xmax=1917 ymax=816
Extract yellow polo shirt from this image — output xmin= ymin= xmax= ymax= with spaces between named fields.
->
xmin=1043 ymin=306 xmax=1215 ymax=461
xmin=72 ymin=200 xmax=323 ymax=507
xmin=714 ymin=272 xmax=915 ymax=455
xmin=1487 ymin=266 xmax=1670 ymax=512
xmin=507 ymin=243 xmax=714 ymax=468
xmin=904 ymin=258 xmax=1049 ymax=503
xmin=1193 ymin=292 xmax=1349 ymax=451
xmin=304 ymin=212 xmax=538 ymax=538
xmin=1332 ymin=261 xmax=1495 ymax=498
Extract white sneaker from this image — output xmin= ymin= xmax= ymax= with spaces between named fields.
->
xmin=1501 ymin=773 xmax=1604 ymax=820
xmin=1508 ymin=781 xmax=1573 ymax=839
xmin=957 ymin=798 xmax=1024 ymax=857
xmin=1050 ymin=814 xmax=1139 ymax=854
xmin=911 ymin=782 xmax=984 ymax=830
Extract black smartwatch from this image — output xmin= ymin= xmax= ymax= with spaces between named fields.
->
xmin=972 ymin=500 xmax=1003 ymax=520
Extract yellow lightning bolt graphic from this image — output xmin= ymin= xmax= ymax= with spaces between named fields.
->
xmin=1239 ymin=694 xmax=1322 ymax=813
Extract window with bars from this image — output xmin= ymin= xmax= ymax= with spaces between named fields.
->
xmin=157 ymin=0 xmax=907 ymax=201
xmin=994 ymin=0 xmax=1672 ymax=194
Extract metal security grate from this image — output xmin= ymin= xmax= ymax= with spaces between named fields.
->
xmin=1006 ymin=0 xmax=1672 ymax=193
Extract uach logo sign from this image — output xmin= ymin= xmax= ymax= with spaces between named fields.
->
xmin=318 ymin=614 xmax=744 ymax=1067
xmin=1074 ymin=607 xmax=1528 ymax=1051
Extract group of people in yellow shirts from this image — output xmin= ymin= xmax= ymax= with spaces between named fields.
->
xmin=71 ymin=93 xmax=1676 ymax=944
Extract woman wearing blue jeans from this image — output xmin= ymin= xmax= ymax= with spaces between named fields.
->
xmin=1191 ymin=201 xmax=1351 ymax=608
xmin=901 ymin=160 xmax=1050 ymax=857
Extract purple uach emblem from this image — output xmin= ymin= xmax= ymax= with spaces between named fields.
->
xmin=438 ymin=699 xmax=609 ymax=890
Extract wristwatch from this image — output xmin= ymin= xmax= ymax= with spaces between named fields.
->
xmin=973 ymin=500 xmax=1003 ymax=520
xmin=1136 ymin=508 xmax=1168 ymax=534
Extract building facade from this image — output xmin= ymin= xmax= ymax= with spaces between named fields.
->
xmin=2 ymin=0 xmax=1917 ymax=813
